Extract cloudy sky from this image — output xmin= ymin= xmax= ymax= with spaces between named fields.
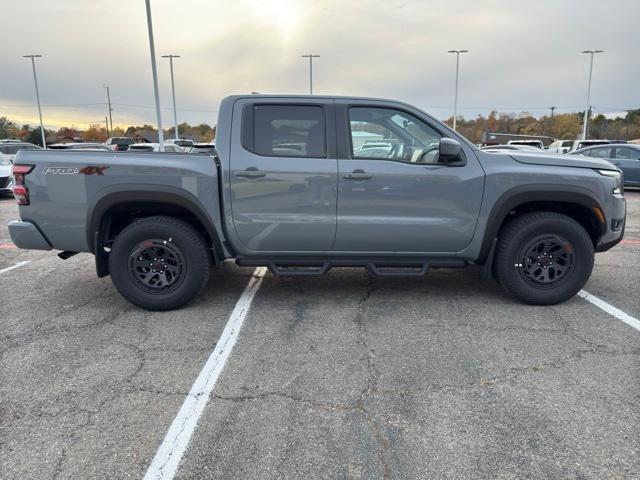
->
xmin=0 ymin=0 xmax=638 ymax=129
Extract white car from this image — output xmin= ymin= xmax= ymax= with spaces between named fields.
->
xmin=0 ymin=142 xmax=42 ymax=195
xmin=0 ymin=157 xmax=13 ymax=195
xmin=548 ymin=139 xmax=610 ymax=154
xmin=164 ymin=138 xmax=194 ymax=150
xmin=127 ymin=143 xmax=186 ymax=153
xmin=507 ymin=139 xmax=544 ymax=149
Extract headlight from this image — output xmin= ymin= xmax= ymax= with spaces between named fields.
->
xmin=596 ymin=169 xmax=623 ymax=195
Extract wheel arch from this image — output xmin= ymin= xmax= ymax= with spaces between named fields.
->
xmin=88 ymin=186 xmax=225 ymax=276
xmin=477 ymin=186 xmax=607 ymax=264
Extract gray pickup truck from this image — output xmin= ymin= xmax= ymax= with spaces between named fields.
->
xmin=8 ymin=95 xmax=626 ymax=310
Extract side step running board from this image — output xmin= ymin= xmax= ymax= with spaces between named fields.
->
xmin=236 ymin=257 xmax=467 ymax=277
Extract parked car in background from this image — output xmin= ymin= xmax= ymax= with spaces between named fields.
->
xmin=49 ymin=143 xmax=111 ymax=151
xmin=481 ymin=144 xmax=542 ymax=152
xmin=128 ymin=143 xmax=185 ymax=153
xmin=549 ymin=139 xmax=609 ymax=154
xmin=105 ymin=137 xmax=135 ymax=151
xmin=571 ymin=143 xmax=640 ymax=187
xmin=0 ymin=142 xmax=42 ymax=164
xmin=165 ymin=138 xmax=194 ymax=150
xmin=189 ymin=143 xmax=216 ymax=154
xmin=548 ymin=140 xmax=575 ymax=154
xmin=0 ymin=156 xmax=12 ymax=195
xmin=507 ymin=139 xmax=544 ymax=149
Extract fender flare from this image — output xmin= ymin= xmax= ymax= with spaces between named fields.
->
xmin=477 ymin=185 xmax=606 ymax=264
xmin=87 ymin=185 xmax=225 ymax=261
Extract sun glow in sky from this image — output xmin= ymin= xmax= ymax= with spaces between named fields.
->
xmin=0 ymin=0 xmax=638 ymax=129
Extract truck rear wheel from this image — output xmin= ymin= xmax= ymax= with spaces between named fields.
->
xmin=494 ymin=211 xmax=594 ymax=305
xmin=108 ymin=216 xmax=210 ymax=311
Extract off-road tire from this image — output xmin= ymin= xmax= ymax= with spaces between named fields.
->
xmin=494 ymin=211 xmax=594 ymax=305
xmin=109 ymin=216 xmax=210 ymax=311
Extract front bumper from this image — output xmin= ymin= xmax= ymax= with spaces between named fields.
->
xmin=595 ymin=194 xmax=626 ymax=252
xmin=8 ymin=220 xmax=52 ymax=250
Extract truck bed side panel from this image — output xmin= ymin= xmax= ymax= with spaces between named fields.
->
xmin=16 ymin=150 xmax=222 ymax=253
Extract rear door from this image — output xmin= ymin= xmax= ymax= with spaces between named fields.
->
xmin=229 ymin=99 xmax=338 ymax=252
xmin=333 ymin=101 xmax=485 ymax=253
xmin=612 ymin=146 xmax=640 ymax=184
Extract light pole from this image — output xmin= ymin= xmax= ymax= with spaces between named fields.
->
xmin=23 ymin=54 xmax=46 ymax=148
xmin=162 ymin=55 xmax=181 ymax=139
xmin=301 ymin=54 xmax=320 ymax=94
xmin=104 ymin=85 xmax=113 ymax=136
xmin=448 ymin=50 xmax=468 ymax=131
xmin=145 ymin=0 xmax=164 ymax=151
xmin=581 ymin=50 xmax=603 ymax=140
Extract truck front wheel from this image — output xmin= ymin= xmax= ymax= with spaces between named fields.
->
xmin=494 ymin=211 xmax=594 ymax=305
xmin=108 ymin=216 xmax=210 ymax=311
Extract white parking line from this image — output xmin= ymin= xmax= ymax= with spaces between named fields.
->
xmin=143 ymin=267 xmax=267 ymax=480
xmin=0 ymin=260 xmax=31 ymax=275
xmin=579 ymin=290 xmax=640 ymax=332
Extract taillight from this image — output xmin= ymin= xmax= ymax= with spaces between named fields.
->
xmin=12 ymin=164 xmax=34 ymax=206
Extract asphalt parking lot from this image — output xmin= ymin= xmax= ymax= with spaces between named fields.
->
xmin=1 ymin=193 xmax=639 ymax=480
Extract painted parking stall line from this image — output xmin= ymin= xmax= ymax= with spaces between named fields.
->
xmin=143 ymin=267 xmax=267 ymax=480
xmin=579 ymin=290 xmax=640 ymax=332
xmin=0 ymin=260 xmax=30 ymax=274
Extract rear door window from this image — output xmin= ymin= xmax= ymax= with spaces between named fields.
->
xmin=243 ymin=105 xmax=326 ymax=158
xmin=614 ymin=147 xmax=640 ymax=160
xmin=586 ymin=147 xmax=612 ymax=158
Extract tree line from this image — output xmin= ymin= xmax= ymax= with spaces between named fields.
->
xmin=2 ymin=109 xmax=639 ymax=146
xmin=0 ymin=117 xmax=215 ymax=145
xmin=444 ymin=109 xmax=640 ymax=144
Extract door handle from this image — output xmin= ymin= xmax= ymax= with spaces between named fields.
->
xmin=343 ymin=169 xmax=373 ymax=180
xmin=235 ymin=168 xmax=266 ymax=178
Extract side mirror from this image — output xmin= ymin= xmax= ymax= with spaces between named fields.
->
xmin=439 ymin=138 xmax=465 ymax=166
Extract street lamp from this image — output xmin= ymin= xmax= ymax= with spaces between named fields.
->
xmin=23 ymin=54 xmax=46 ymax=148
xmin=144 ymin=0 xmax=164 ymax=151
xmin=103 ymin=85 xmax=113 ymax=136
xmin=447 ymin=50 xmax=468 ymax=131
xmin=301 ymin=54 xmax=320 ymax=94
xmin=162 ymin=55 xmax=181 ymax=140
xmin=581 ymin=49 xmax=603 ymax=140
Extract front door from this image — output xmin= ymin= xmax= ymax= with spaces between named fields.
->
xmin=229 ymin=100 xmax=338 ymax=252
xmin=333 ymin=103 xmax=484 ymax=253
xmin=612 ymin=146 xmax=640 ymax=185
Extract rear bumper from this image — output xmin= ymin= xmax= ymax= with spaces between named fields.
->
xmin=8 ymin=220 xmax=52 ymax=250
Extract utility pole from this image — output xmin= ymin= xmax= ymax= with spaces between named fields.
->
xmin=105 ymin=116 xmax=109 ymax=135
xmin=162 ymin=54 xmax=181 ymax=139
xmin=23 ymin=54 xmax=46 ymax=148
xmin=447 ymin=50 xmax=469 ymax=131
xmin=581 ymin=50 xmax=603 ymax=140
xmin=103 ymin=85 xmax=113 ymax=136
xmin=145 ymin=0 xmax=164 ymax=151
xmin=301 ymin=54 xmax=320 ymax=94
xmin=550 ymin=106 xmax=556 ymax=118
